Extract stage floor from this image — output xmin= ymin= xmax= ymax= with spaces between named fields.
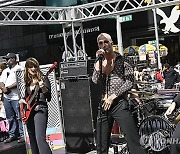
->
xmin=0 ymin=139 xmax=26 ymax=154
xmin=0 ymin=140 xmax=65 ymax=154
xmin=0 ymin=140 xmax=98 ymax=154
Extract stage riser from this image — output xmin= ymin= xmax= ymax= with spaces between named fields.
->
xmin=0 ymin=143 xmax=26 ymax=154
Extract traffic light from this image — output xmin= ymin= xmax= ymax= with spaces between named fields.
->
xmin=176 ymin=4 xmax=180 ymax=10
xmin=144 ymin=0 xmax=151 ymax=4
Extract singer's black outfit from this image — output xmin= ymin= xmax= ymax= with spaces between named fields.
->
xmin=170 ymin=93 xmax=180 ymax=154
xmin=25 ymin=76 xmax=52 ymax=154
xmin=92 ymin=52 xmax=146 ymax=154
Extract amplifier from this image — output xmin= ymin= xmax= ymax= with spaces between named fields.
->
xmin=87 ymin=59 xmax=95 ymax=77
xmin=60 ymin=60 xmax=96 ymax=78
xmin=60 ymin=61 xmax=87 ymax=78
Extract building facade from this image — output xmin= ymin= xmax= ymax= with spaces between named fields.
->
xmin=0 ymin=0 xmax=179 ymax=71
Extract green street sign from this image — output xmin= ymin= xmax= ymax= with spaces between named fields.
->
xmin=120 ymin=15 xmax=132 ymax=22
xmin=105 ymin=14 xmax=132 ymax=21
xmin=148 ymin=40 xmax=156 ymax=44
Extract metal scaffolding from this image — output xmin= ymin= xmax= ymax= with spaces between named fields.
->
xmin=0 ymin=0 xmax=179 ymax=62
xmin=0 ymin=0 xmax=178 ymax=25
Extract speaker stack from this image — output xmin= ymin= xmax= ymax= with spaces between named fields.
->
xmin=59 ymin=60 xmax=97 ymax=153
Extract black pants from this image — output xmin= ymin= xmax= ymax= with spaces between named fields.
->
xmin=26 ymin=108 xmax=52 ymax=154
xmin=170 ymin=122 xmax=180 ymax=154
xmin=96 ymin=98 xmax=146 ymax=154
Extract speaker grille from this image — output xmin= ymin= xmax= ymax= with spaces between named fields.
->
xmin=60 ymin=78 xmax=95 ymax=153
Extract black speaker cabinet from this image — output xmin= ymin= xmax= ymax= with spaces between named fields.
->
xmin=60 ymin=77 xmax=95 ymax=153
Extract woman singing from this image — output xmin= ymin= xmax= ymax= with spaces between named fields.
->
xmin=19 ymin=57 xmax=52 ymax=154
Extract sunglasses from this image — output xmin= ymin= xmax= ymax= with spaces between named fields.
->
xmin=98 ymin=40 xmax=109 ymax=45
xmin=28 ymin=66 xmax=38 ymax=69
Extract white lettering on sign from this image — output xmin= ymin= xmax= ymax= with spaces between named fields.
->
xmin=49 ymin=26 xmax=100 ymax=40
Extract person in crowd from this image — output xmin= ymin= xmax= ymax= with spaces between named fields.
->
xmin=142 ymin=69 xmax=151 ymax=81
xmin=0 ymin=63 xmax=8 ymax=142
xmin=149 ymin=71 xmax=155 ymax=81
xmin=0 ymin=101 xmax=9 ymax=142
xmin=19 ymin=57 xmax=52 ymax=154
xmin=139 ymin=71 xmax=144 ymax=82
xmin=0 ymin=62 xmax=6 ymax=116
xmin=163 ymin=63 xmax=180 ymax=89
xmin=0 ymin=53 xmax=24 ymax=143
xmin=92 ymin=33 xmax=146 ymax=154
xmin=0 ymin=63 xmax=6 ymax=76
xmin=0 ymin=101 xmax=6 ymax=120
xmin=164 ymin=92 xmax=180 ymax=154
xmin=174 ymin=62 xmax=180 ymax=75
xmin=155 ymin=68 xmax=164 ymax=83
xmin=134 ymin=66 xmax=140 ymax=81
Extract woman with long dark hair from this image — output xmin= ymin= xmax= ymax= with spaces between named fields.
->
xmin=19 ymin=57 xmax=52 ymax=154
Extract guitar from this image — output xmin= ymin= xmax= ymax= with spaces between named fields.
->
xmin=20 ymin=62 xmax=57 ymax=123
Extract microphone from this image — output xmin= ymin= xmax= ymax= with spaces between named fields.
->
xmin=46 ymin=62 xmax=57 ymax=76
xmin=96 ymin=49 xmax=105 ymax=62
xmin=96 ymin=54 xmax=104 ymax=62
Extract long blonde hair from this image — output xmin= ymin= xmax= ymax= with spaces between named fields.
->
xmin=24 ymin=57 xmax=43 ymax=86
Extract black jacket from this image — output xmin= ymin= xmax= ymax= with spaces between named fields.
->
xmin=25 ymin=76 xmax=51 ymax=107
xmin=174 ymin=93 xmax=180 ymax=108
xmin=163 ymin=68 xmax=179 ymax=89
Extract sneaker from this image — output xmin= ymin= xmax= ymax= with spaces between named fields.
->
xmin=17 ymin=136 xmax=25 ymax=143
xmin=4 ymin=136 xmax=17 ymax=143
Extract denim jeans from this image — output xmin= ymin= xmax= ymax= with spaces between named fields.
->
xmin=3 ymin=98 xmax=24 ymax=137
